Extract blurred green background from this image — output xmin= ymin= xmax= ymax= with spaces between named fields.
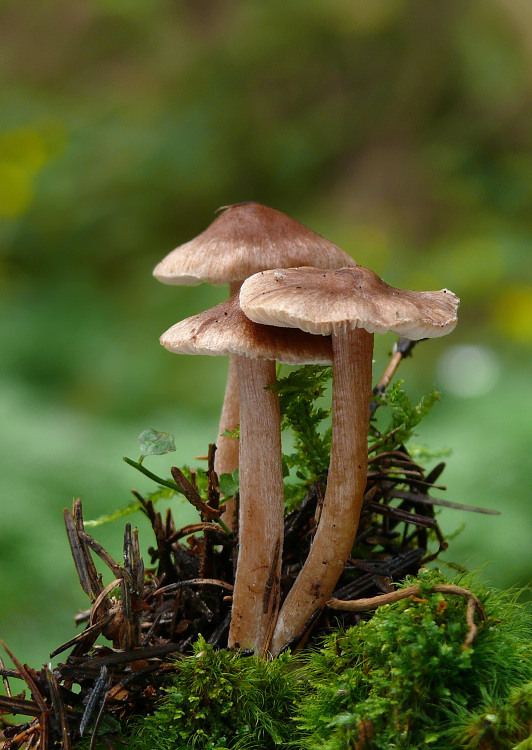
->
xmin=1 ymin=0 xmax=531 ymax=668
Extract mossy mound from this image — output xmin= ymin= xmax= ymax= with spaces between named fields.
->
xmin=123 ymin=569 xmax=532 ymax=750
xmin=298 ymin=569 xmax=532 ymax=749
xmin=127 ymin=639 xmax=302 ymax=750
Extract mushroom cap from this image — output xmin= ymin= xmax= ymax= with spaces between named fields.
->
xmin=153 ymin=202 xmax=355 ymax=286
xmin=240 ymin=266 xmax=460 ymax=340
xmin=159 ymin=295 xmax=333 ymax=364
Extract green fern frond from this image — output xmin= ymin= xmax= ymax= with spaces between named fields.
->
xmin=370 ymin=380 xmax=440 ymax=453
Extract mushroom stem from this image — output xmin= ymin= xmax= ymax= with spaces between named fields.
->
xmin=216 ymin=281 xmax=242 ymax=533
xmin=228 ymin=356 xmax=284 ymax=655
xmin=215 ymin=354 xmax=240 ymax=529
xmin=270 ymin=327 xmax=373 ymax=656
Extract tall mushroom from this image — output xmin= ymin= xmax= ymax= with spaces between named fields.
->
xmin=153 ymin=202 xmax=355 ymax=529
xmin=159 ymin=295 xmax=332 ymax=655
xmin=240 ymin=265 xmax=460 ymax=655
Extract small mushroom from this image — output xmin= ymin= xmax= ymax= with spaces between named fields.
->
xmin=154 ymin=203 xmax=355 ymax=530
xmin=240 ymin=265 xmax=460 ymax=655
xmin=160 ymin=295 xmax=332 ymax=655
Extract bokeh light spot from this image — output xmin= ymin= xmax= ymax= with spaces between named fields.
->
xmin=437 ymin=344 xmax=501 ymax=398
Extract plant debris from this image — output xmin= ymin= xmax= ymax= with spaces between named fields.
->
xmin=0 ymin=342 xmax=498 ymax=749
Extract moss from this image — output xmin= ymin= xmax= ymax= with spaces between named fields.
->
xmin=122 ymin=570 xmax=532 ymax=750
xmin=126 ymin=637 xmax=304 ymax=749
xmin=453 ymin=681 xmax=532 ymax=749
xmin=296 ymin=569 xmax=532 ymax=750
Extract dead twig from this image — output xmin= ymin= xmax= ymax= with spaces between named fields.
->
xmin=370 ymin=337 xmax=419 ymax=416
xmin=150 ymin=578 xmax=234 ymax=598
xmin=80 ymin=665 xmax=109 ymax=738
xmin=170 ymin=467 xmax=222 ymax=520
xmin=0 ymin=640 xmax=49 ymax=749
xmin=49 ymin=614 xmax=115 ymax=659
xmin=389 ymin=489 xmax=499 ymax=515
xmin=45 ymin=667 xmax=71 ymax=750
xmin=328 ymin=584 xmax=486 ymax=649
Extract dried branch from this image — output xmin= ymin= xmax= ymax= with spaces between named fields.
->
xmin=170 ymin=467 xmax=222 ymax=520
xmin=328 ymin=583 xmax=487 ymax=649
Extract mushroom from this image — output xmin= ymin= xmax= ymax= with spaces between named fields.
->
xmin=239 ymin=265 xmax=460 ymax=655
xmin=153 ymin=202 xmax=355 ymax=530
xmin=159 ymin=295 xmax=333 ymax=655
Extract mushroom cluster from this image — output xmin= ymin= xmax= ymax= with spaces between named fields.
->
xmin=155 ymin=204 xmax=459 ymax=657
xmin=154 ymin=202 xmax=354 ymax=534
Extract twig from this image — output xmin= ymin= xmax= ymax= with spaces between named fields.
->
xmin=64 ymin=507 xmax=93 ymax=598
xmin=77 ymin=530 xmax=123 ymax=579
xmin=365 ymin=500 xmax=437 ymax=529
xmin=0 ymin=655 xmax=12 ymax=697
xmin=332 ymin=549 xmax=425 ymax=601
xmin=170 ymin=467 xmax=221 ymax=520
xmin=328 ymin=584 xmax=486 ymax=648
xmin=370 ymin=338 xmax=420 ymax=416
xmin=167 ymin=522 xmax=228 ymax=544
xmin=170 ymin=467 xmax=231 ymax=534
xmin=207 ymin=443 xmax=220 ymax=510
xmin=0 ymin=641 xmax=47 ymax=713
xmin=278 ymin=607 xmax=322 ymax=654
xmin=0 ymin=640 xmax=49 ymax=748
xmin=89 ymin=675 xmax=111 ymax=750
xmin=150 ymin=578 xmax=234 ymax=598
xmin=74 ymin=643 xmax=182 ymax=669
xmin=73 ymin=499 xmax=103 ymax=597
xmin=45 ymin=667 xmax=71 ymax=750
xmin=389 ymin=489 xmax=499 ymax=515
xmin=49 ymin=614 xmax=115 ymax=659
xmin=90 ymin=578 xmax=122 ymax=626
xmin=0 ymin=695 xmax=42 ymax=717
xmin=80 ymin=665 xmax=109 ymax=737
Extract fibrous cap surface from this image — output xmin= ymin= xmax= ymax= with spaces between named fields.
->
xmin=160 ymin=295 xmax=333 ymax=364
xmin=240 ymin=266 xmax=459 ymax=339
xmin=153 ymin=202 xmax=355 ymax=286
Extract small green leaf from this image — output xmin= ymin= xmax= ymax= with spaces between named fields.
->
xmin=219 ymin=468 xmax=239 ymax=496
xmin=138 ymin=428 xmax=176 ymax=457
xmin=221 ymin=425 xmax=240 ymax=439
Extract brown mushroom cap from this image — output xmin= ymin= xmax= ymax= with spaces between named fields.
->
xmin=240 ymin=266 xmax=459 ymax=340
xmin=159 ymin=295 xmax=333 ymax=364
xmin=153 ymin=202 xmax=356 ymax=286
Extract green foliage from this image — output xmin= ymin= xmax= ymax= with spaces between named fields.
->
xmin=369 ymin=380 xmax=440 ymax=454
xmin=273 ymin=367 xmax=441 ymax=511
xmin=271 ymin=365 xmax=332 ymax=510
xmin=219 ymin=468 xmax=240 ymax=497
xmin=138 ymin=428 xmax=176 ymax=458
xmin=221 ymin=427 xmax=240 ymax=439
xmin=127 ymin=637 xmax=303 ymax=750
xmin=296 ymin=568 xmax=532 ymax=750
